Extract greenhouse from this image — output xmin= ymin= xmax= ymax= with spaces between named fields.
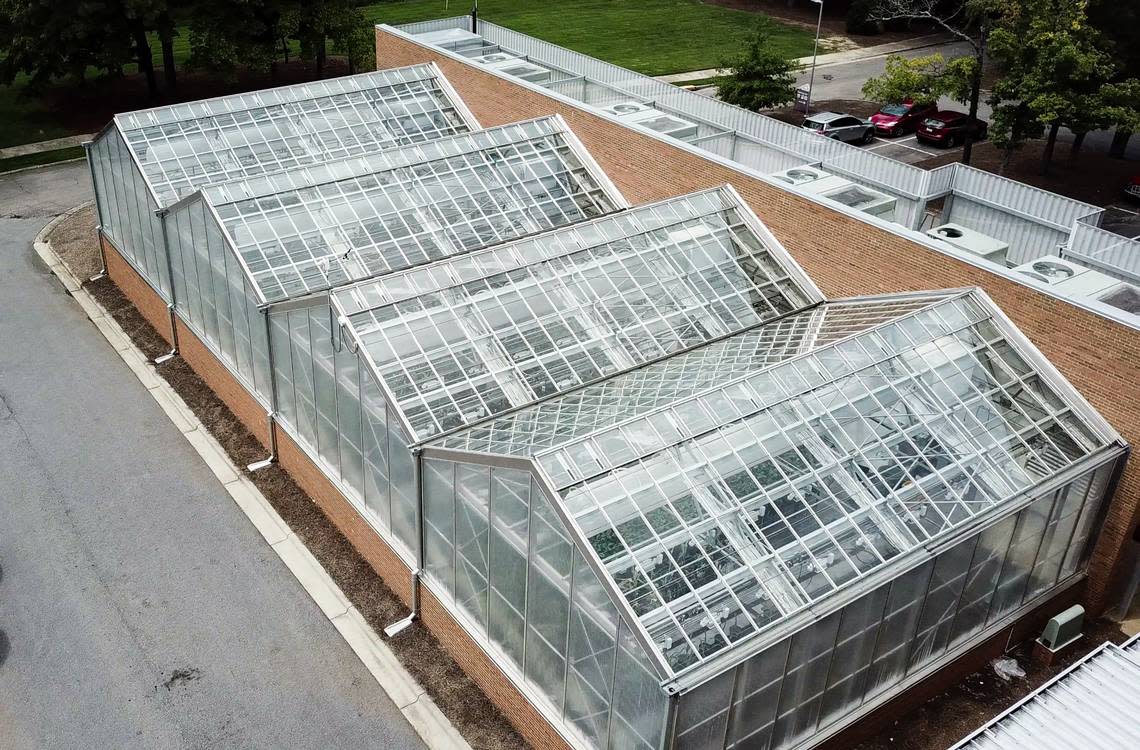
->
xmin=86 ymin=67 xmax=1127 ymax=750
xmin=86 ymin=62 xmax=480 ymax=299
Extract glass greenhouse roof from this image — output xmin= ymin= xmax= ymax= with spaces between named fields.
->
xmin=537 ymin=290 xmax=1114 ymax=675
xmin=192 ymin=116 xmax=625 ymax=303
xmin=113 ymin=63 xmax=477 ymax=205
xmin=420 ymin=279 xmax=1117 ymax=679
xmin=334 ymin=186 xmax=822 ymax=441
xmin=436 ymin=293 xmax=950 ymax=458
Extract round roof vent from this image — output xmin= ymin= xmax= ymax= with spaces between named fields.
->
xmin=785 ymin=168 xmax=821 ymax=183
xmin=936 ymin=226 xmax=964 ymax=238
xmin=1030 ymin=261 xmax=1076 ymax=281
xmin=611 ymin=103 xmax=643 ymax=114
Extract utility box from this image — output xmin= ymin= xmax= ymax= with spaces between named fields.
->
xmin=1034 ymin=605 xmax=1085 ymax=664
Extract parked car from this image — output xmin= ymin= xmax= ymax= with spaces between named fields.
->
xmin=870 ymin=100 xmax=939 ymax=137
xmin=1124 ymin=176 xmax=1140 ymax=203
xmin=915 ymin=111 xmax=989 ymax=147
xmin=802 ymin=112 xmax=876 ymax=144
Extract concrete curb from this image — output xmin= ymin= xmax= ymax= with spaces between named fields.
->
xmin=0 ymin=133 xmax=95 ymax=160
xmin=32 ymin=212 xmax=471 ymax=750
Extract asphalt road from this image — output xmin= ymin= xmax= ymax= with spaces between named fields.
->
xmin=0 ymin=161 xmax=424 ymax=749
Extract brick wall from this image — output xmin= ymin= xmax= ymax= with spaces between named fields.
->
xmin=376 ymin=28 xmax=1140 ymax=613
xmin=103 ymin=232 xmax=173 ymax=347
xmin=173 ymin=315 xmax=273 ymax=450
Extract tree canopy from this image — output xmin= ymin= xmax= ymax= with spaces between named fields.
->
xmin=861 ymin=53 xmax=976 ymax=106
xmin=988 ymin=0 xmax=1138 ymax=172
xmin=717 ymin=19 xmax=800 ymax=113
xmin=0 ymin=0 xmax=374 ymax=97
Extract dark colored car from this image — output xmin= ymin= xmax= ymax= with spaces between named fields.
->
xmin=1124 ymin=176 xmax=1140 ymax=203
xmin=916 ymin=111 xmax=988 ymax=147
xmin=870 ymin=100 xmax=938 ymax=137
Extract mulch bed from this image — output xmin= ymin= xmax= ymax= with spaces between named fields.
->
xmin=54 ymin=211 xmax=526 ymax=750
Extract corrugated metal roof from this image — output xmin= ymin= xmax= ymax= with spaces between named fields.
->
xmin=953 ymin=634 xmax=1140 ymax=750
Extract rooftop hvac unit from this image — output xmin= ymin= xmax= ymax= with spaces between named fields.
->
xmin=818 ymin=183 xmax=897 ymax=221
xmin=621 ymin=108 xmax=700 ymax=142
xmin=926 ymin=223 xmax=1010 ymax=266
xmin=473 ymin=52 xmax=520 ymax=65
xmin=473 ymin=53 xmax=553 ymax=84
xmin=1039 ymin=604 xmax=1084 ymax=651
xmin=494 ymin=61 xmax=553 ymax=84
xmin=599 ymin=100 xmax=656 ymax=118
xmin=1098 ymin=283 xmax=1140 ymax=315
xmin=786 ymin=172 xmax=898 ymax=222
xmin=1012 ymin=255 xmax=1121 ymax=296
xmin=769 ymin=166 xmax=827 ymax=186
xmin=415 ymin=28 xmax=486 ymax=52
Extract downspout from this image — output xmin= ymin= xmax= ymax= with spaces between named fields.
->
xmin=153 ymin=207 xmax=180 ymax=364
xmin=248 ymin=307 xmax=280 ymax=471
xmin=83 ymin=141 xmax=108 ymax=282
xmin=384 ymin=445 xmax=424 ymax=637
xmin=661 ymin=690 xmax=681 ymax=750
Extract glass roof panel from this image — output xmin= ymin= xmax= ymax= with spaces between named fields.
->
xmin=540 ymin=292 xmax=1111 ymax=674
xmin=115 ymin=64 xmax=474 ymax=204
xmin=337 ymin=187 xmax=820 ymax=441
xmin=435 ymin=293 xmax=953 ymax=457
xmin=205 ymin=117 xmax=622 ymax=303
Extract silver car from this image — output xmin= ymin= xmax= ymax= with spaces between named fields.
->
xmin=802 ymin=112 xmax=875 ymax=145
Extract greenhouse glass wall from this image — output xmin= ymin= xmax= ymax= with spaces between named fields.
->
xmin=88 ymin=68 xmax=1127 ymax=750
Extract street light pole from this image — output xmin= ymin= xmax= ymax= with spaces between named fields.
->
xmin=805 ymin=0 xmax=824 ymax=118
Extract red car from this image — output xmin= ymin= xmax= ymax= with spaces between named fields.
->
xmin=1124 ymin=176 xmax=1140 ymax=203
xmin=870 ymin=100 xmax=938 ymax=137
xmin=916 ymin=111 xmax=989 ymax=147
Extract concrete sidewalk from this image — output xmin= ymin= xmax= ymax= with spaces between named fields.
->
xmin=656 ymin=33 xmax=950 ymax=84
xmin=0 ymin=134 xmax=94 ymax=161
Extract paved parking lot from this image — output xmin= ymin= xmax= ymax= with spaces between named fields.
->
xmin=864 ymin=132 xmax=955 ymax=165
xmin=0 ymin=162 xmax=424 ymax=750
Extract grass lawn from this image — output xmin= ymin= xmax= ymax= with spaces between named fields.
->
xmin=0 ymin=145 xmax=86 ymax=174
xmin=363 ymin=0 xmax=817 ymax=76
xmin=0 ymin=1 xmax=815 ymax=150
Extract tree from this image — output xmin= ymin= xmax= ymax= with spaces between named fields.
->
xmin=187 ymin=0 xmax=286 ymax=77
xmin=287 ymin=0 xmax=369 ymax=78
xmin=1087 ymin=0 xmax=1140 ymax=157
xmin=717 ymin=19 xmax=799 ymax=112
xmin=987 ymin=0 xmax=1125 ymax=174
xmin=0 ymin=0 xmax=134 ymax=88
xmin=868 ymin=0 xmax=995 ymax=164
xmin=861 ymin=53 xmax=975 ymax=106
